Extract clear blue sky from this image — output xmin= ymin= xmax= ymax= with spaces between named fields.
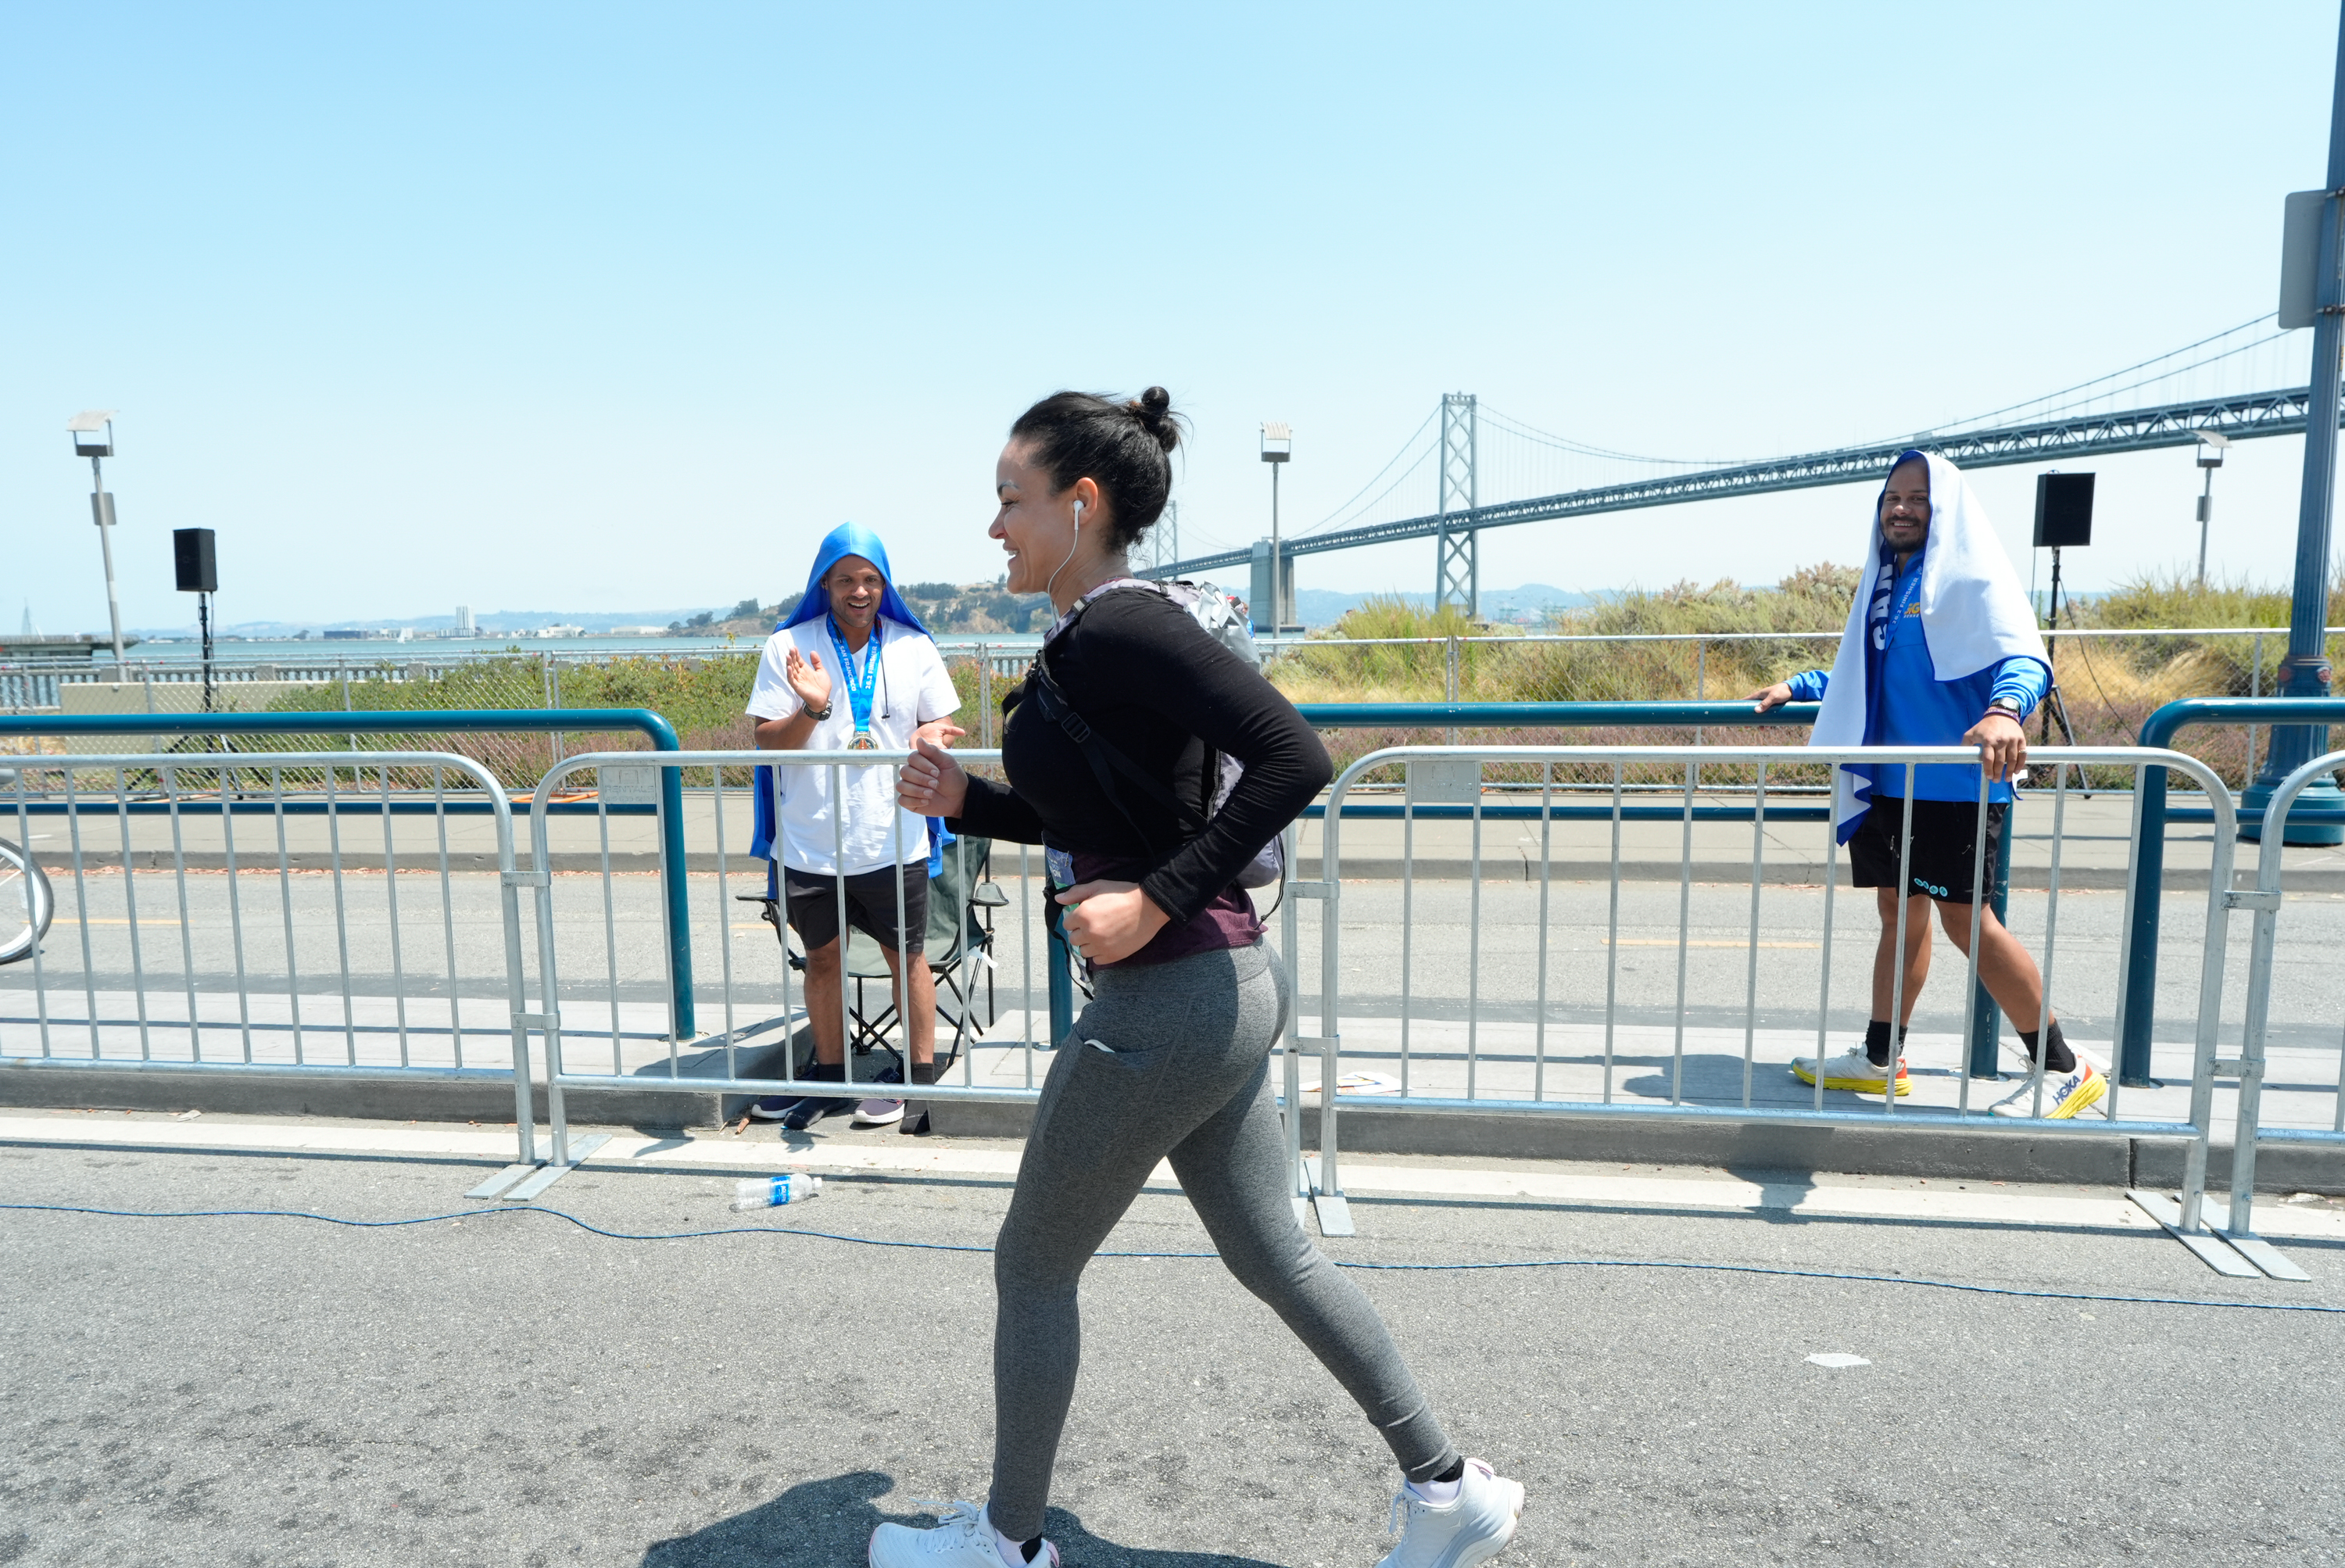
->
xmin=6 ymin=1 xmax=2342 ymax=632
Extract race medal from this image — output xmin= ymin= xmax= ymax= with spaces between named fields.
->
xmin=825 ymin=615 xmax=883 ymax=746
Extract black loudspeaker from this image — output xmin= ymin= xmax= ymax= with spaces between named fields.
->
xmin=2032 ymin=472 xmax=2095 ymax=549
xmin=173 ymin=528 xmax=218 ymax=593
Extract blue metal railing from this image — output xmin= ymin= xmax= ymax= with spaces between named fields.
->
xmin=2116 ymin=697 xmax=2345 ymax=1086
xmin=0 ymin=708 xmax=696 ymax=1037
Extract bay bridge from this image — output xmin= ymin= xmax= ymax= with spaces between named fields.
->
xmin=1144 ymin=315 xmax=2325 ymax=619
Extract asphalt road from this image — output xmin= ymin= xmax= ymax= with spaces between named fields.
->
xmin=3 ymin=1129 xmax=2340 ymax=1566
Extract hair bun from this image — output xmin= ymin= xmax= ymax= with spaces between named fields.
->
xmin=1130 ymin=385 xmax=1181 ymax=453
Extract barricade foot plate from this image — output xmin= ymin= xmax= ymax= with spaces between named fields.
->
xmin=1313 ymin=1193 xmax=1355 ymax=1237
xmin=2209 ymin=1228 xmax=2313 ymax=1282
xmin=2126 ymin=1190 xmax=2261 ymax=1279
xmin=503 ymin=1133 xmax=612 ymax=1201
xmin=465 ymin=1164 xmax=542 ymax=1200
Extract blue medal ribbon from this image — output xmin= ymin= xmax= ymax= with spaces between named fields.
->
xmin=825 ymin=617 xmax=882 ymax=747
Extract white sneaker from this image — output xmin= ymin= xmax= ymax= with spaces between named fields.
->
xmin=1988 ymin=1051 xmax=2108 ymax=1120
xmin=1789 ymin=1047 xmax=1911 ymax=1097
xmin=855 ymin=1097 xmax=907 ymax=1126
xmin=1377 ymin=1459 xmax=1524 ymax=1568
xmin=868 ymin=1501 xmax=1055 ymax=1568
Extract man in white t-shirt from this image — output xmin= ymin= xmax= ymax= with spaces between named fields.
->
xmin=745 ymin=521 xmax=962 ymax=1132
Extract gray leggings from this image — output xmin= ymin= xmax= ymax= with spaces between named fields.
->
xmin=987 ymin=940 xmax=1457 ymax=1541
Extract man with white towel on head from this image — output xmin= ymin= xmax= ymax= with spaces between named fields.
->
xmin=1751 ymin=449 xmax=2103 ymax=1119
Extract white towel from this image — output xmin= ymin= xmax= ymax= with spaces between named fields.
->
xmin=1811 ymin=450 xmax=2050 ymax=839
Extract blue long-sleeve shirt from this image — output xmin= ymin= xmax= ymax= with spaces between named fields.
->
xmin=1786 ymin=557 xmax=2049 ymax=804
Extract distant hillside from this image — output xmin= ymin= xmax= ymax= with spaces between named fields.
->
xmin=1295 ymin=583 xmax=1593 ymax=627
xmin=668 ymin=581 xmax=1054 ymax=639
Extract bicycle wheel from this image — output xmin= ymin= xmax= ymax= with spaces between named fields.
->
xmin=0 ymin=837 xmax=54 ymax=965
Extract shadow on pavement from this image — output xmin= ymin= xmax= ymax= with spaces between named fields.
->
xmin=642 ymin=1470 xmax=1285 ymax=1567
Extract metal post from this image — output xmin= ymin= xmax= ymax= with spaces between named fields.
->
xmin=1269 ymin=460 xmax=1282 ymax=632
xmin=88 ymin=456 xmax=126 ymax=664
xmin=2246 ymin=11 xmax=2345 ymax=847
xmin=2196 ymin=463 xmax=2217 ymax=586
xmin=1047 ymin=898 xmax=1074 ymax=1048
xmin=1965 ymin=801 xmax=2014 ymax=1079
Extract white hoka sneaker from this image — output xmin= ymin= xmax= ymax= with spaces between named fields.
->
xmin=868 ymin=1501 xmax=1055 ymax=1568
xmin=1789 ymin=1047 xmax=1911 ymax=1097
xmin=1988 ymin=1053 xmax=2108 ymax=1119
xmin=1376 ymin=1459 xmax=1524 ymax=1568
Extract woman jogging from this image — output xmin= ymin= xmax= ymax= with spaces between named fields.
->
xmin=880 ymin=388 xmax=1522 ymax=1568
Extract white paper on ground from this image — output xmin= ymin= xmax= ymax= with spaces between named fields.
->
xmin=1805 ymin=1352 xmax=1871 ymax=1369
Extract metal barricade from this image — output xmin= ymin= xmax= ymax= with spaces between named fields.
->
xmin=522 ymin=750 xmax=1072 ymax=1169
xmin=1291 ymin=743 xmax=2245 ymax=1253
xmin=2210 ymin=748 xmax=2345 ymax=1280
xmin=2116 ymin=696 xmax=2345 ymax=1085
xmin=1 ymin=751 xmax=540 ymax=1165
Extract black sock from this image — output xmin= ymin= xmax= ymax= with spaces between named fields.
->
xmin=909 ymin=1060 xmax=940 ymax=1086
xmin=1862 ymin=1020 xmax=1909 ymax=1068
xmin=804 ymin=1061 xmax=844 ymax=1084
xmin=1019 ymin=1540 xmax=1044 ymax=1563
xmin=2019 ymin=1020 xmax=2075 ymax=1075
xmin=1430 ymin=1456 xmax=1465 ymax=1486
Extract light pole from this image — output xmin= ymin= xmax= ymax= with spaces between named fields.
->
xmin=2247 ymin=3 xmax=2345 ymax=847
xmin=67 ymin=410 xmax=125 ymax=664
xmin=2193 ymin=430 xmax=2229 ymax=586
xmin=1260 ymin=421 xmax=1292 ymax=632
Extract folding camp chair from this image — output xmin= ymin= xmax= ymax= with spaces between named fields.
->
xmin=736 ymin=836 xmax=1005 ymax=1077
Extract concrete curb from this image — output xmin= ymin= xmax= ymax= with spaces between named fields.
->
xmin=27 ymin=1066 xmax=2317 ymax=1189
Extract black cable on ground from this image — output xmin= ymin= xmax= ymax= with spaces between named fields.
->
xmin=2 ymin=1201 xmax=2334 ymax=1315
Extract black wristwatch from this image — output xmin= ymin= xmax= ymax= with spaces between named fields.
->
xmin=804 ymin=700 xmax=832 ymax=721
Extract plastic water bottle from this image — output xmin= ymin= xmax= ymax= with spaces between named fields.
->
xmin=731 ymin=1173 xmax=822 ymax=1211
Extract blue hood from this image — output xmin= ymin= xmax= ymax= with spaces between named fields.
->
xmin=782 ymin=521 xmax=932 ymax=637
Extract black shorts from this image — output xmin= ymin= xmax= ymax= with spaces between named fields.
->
xmin=1849 ymin=796 xmax=2007 ymax=904
xmin=782 ymin=865 xmax=929 ymax=955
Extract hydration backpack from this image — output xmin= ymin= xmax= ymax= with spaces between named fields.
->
xmin=1027 ymin=578 xmax=1284 ymax=890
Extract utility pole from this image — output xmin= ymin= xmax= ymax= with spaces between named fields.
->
xmin=2247 ymin=4 xmax=2345 ymax=847
xmin=1434 ymin=393 xmax=1478 ymax=616
xmin=68 ymin=411 xmax=126 ymax=663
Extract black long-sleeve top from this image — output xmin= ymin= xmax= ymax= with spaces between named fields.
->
xmin=951 ymin=588 xmax=1332 ymax=965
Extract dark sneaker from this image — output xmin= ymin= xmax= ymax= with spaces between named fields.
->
xmin=854 ymin=1066 xmax=908 ymax=1126
xmin=746 ymin=1096 xmax=801 ymax=1121
xmin=780 ymin=1093 xmax=854 ymax=1131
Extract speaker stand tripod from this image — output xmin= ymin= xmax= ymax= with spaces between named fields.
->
xmin=2038 ymin=546 xmax=2088 ymax=797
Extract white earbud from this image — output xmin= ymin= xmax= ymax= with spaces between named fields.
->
xmin=1049 ymin=497 xmax=1087 ymax=598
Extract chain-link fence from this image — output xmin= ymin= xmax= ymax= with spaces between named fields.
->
xmin=1 ymin=644 xmax=1021 ymax=795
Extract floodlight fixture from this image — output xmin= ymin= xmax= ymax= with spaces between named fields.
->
xmin=2194 ymin=429 xmax=2229 ymax=469
xmin=1259 ymin=421 xmax=1291 ymax=463
xmin=68 ymin=409 xmax=116 ymax=460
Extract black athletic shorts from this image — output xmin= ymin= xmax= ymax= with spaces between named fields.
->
xmin=1848 ymin=796 xmax=2007 ymax=904
xmin=782 ymin=865 xmax=929 ymax=955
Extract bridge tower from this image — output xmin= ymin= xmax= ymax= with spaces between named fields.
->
xmin=1434 ymin=393 xmax=1478 ymax=615
xmin=1138 ymin=500 xmax=1179 ymax=578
